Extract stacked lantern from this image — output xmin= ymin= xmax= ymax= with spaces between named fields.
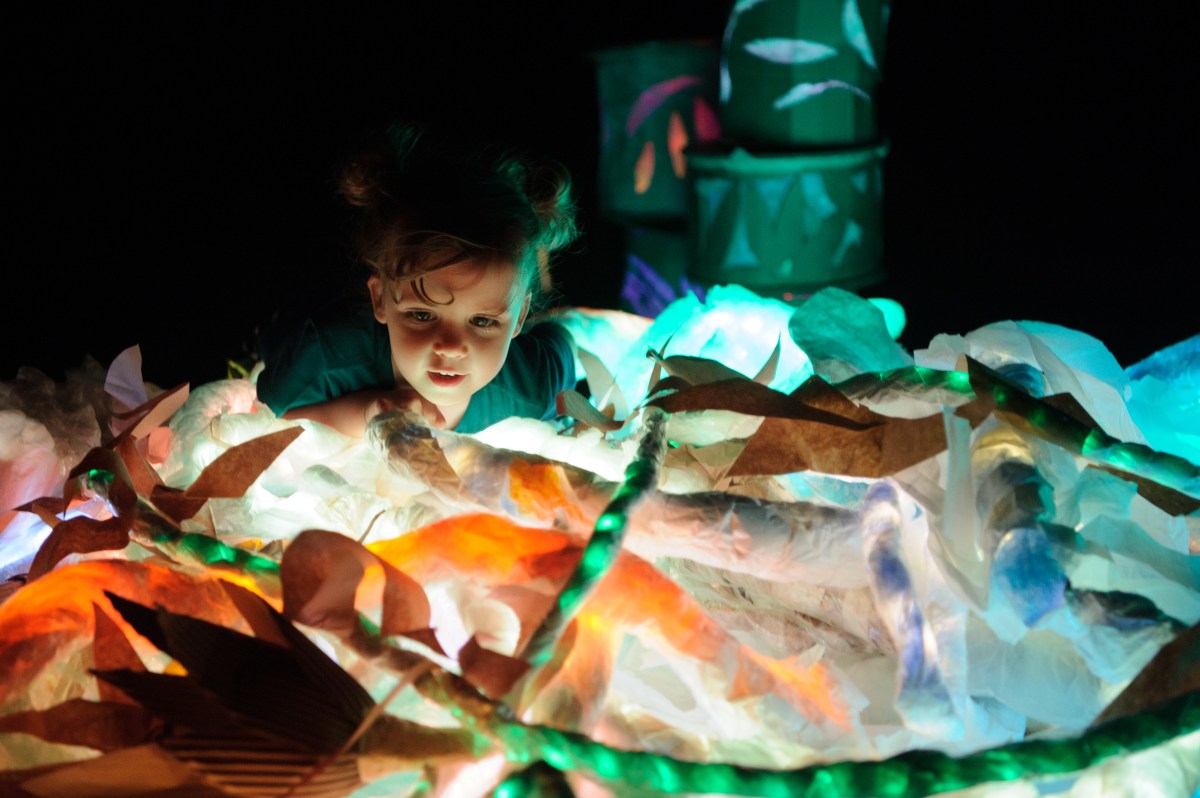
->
xmin=687 ymin=0 xmax=892 ymax=299
xmin=592 ymin=40 xmax=724 ymax=317
xmin=595 ymin=2 xmax=890 ymax=309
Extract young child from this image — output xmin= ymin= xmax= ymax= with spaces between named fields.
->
xmin=255 ymin=124 xmax=580 ymax=437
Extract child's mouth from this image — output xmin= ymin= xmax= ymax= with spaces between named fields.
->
xmin=428 ymin=371 xmax=466 ymax=388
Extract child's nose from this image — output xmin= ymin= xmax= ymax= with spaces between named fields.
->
xmin=433 ymin=328 xmax=467 ymax=357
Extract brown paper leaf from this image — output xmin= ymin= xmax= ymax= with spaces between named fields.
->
xmin=1092 ymin=620 xmax=1200 ymax=725
xmin=110 ymin=382 xmax=190 ymax=444
xmin=400 ymin=627 xmax=446 ymax=656
xmin=730 ymin=410 xmax=948 ymax=478
xmin=650 ymin=376 xmax=958 ymax=478
xmin=0 ymin=698 xmax=158 ymax=751
xmin=13 ymin=496 xmax=67 ymax=529
xmin=184 ymin=427 xmax=303 ymax=498
xmin=148 ymin=486 xmax=208 ymax=524
xmin=281 ymin=529 xmax=431 ymax=638
xmin=14 ymin=743 xmax=217 ymax=797
xmin=218 ymin=580 xmax=289 ymax=647
xmin=28 ymin=515 xmax=132 ymax=580
xmin=650 ymin=377 xmax=875 ymax=430
xmin=115 ymin=435 xmax=164 ymax=497
xmin=556 ymin=389 xmax=622 ymax=432
xmin=93 ymin=603 xmax=146 ymax=705
xmin=457 ymin=636 xmax=531 ymax=698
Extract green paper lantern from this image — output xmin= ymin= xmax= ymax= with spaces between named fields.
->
xmin=687 ymin=141 xmax=888 ymax=296
xmin=720 ymin=0 xmax=890 ymax=148
xmin=593 ymin=40 xmax=722 ymax=225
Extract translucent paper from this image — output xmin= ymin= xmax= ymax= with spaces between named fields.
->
xmin=2 ymin=289 xmax=1199 ymax=796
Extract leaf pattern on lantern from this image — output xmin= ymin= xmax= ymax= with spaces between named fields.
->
xmin=633 ymin=141 xmax=655 ymax=195
xmin=626 ymin=75 xmax=702 ymax=137
xmin=692 ymin=96 xmax=721 ymax=142
xmin=832 ymin=220 xmax=865 ymax=267
xmin=773 ymin=80 xmax=871 ymax=110
xmin=667 ymin=111 xmax=688 ymax=179
xmin=721 ymin=0 xmax=772 ymax=103
xmin=744 ymin=37 xmax=838 ymax=65
xmin=842 ymin=0 xmax=879 ymax=69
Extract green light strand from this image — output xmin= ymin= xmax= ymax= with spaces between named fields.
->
xmin=85 ymin=468 xmax=116 ymax=490
xmin=165 ymin=531 xmax=280 ymax=575
xmin=834 ymin=367 xmax=976 ymax=401
xmin=488 ymin=690 xmax=1200 ymax=797
xmin=971 ymin=362 xmax=1200 ymax=497
xmin=520 ymin=407 xmax=668 ymax=670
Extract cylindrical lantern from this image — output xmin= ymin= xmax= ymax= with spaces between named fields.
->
xmin=720 ymin=0 xmax=890 ymax=148
xmin=593 ymin=40 xmax=722 ymax=226
xmin=687 ymin=141 xmax=888 ymax=297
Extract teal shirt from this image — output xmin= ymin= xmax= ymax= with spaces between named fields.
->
xmin=256 ymin=302 xmax=574 ymax=433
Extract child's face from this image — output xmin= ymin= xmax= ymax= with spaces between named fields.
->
xmin=369 ymin=259 xmax=530 ymax=420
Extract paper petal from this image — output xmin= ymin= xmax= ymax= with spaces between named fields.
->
xmin=626 ymin=75 xmax=702 ymax=137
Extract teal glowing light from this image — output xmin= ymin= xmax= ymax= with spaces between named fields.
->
xmin=867 ymin=297 xmax=906 ymax=340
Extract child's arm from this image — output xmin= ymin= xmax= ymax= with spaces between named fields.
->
xmin=281 ymin=386 xmax=444 ymax=437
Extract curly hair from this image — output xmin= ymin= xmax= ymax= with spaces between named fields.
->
xmin=338 ymin=123 xmax=578 ymax=311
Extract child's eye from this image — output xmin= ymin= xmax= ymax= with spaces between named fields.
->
xmin=470 ymin=316 xmax=500 ymax=329
xmin=405 ymin=310 xmax=435 ymax=323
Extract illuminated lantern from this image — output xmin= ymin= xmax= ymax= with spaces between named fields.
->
xmin=593 ymin=40 xmax=722 ymax=224
xmin=682 ymin=0 xmax=891 ymax=298
xmin=687 ymin=141 xmax=888 ymax=297
xmin=593 ymin=40 xmax=722 ymax=315
xmin=720 ymin=0 xmax=890 ymax=148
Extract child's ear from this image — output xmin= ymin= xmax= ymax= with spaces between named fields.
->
xmin=367 ymin=276 xmax=387 ymax=323
xmin=514 ymin=292 xmax=531 ymax=337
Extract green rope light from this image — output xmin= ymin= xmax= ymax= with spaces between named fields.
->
xmin=520 ymin=407 xmax=668 ymax=669
xmin=160 ymin=531 xmax=280 ymax=575
xmin=486 ymin=691 xmax=1200 ymax=797
xmin=971 ymin=361 xmax=1200 ymax=496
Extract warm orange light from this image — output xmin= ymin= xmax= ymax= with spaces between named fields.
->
xmin=0 ymin=560 xmax=264 ymax=709
xmin=506 ymin=461 xmax=595 ymax=529
xmin=368 ymin=513 xmax=579 ymax=585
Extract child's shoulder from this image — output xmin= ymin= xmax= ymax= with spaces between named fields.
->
xmin=512 ymin=320 xmax=572 ymax=362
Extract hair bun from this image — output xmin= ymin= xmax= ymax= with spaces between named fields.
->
xmin=339 ymin=147 xmax=392 ymax=209
xmin=514 ymin=158 xmax=578 ymax=254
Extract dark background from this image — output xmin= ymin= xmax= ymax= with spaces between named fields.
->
xmin=6 ymin=3 xmax=1199 ymax=388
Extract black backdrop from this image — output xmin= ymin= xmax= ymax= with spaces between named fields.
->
xmin=6 ymin=3 xmax=1199 ymax=387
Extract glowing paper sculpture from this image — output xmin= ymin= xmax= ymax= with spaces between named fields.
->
xmin=1 ymin=290 xmax=1200 ymax=797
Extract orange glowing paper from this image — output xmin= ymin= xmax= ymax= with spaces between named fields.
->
xmin=575 ymin=552 xmax=853 ymax=730
xmin=507 ymin=460 xmax=595 ymax=529
xmin=369 ymin=513 xmax=580 ymax=586
xmin=0 ymin=561 xmax=259 ymax=710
